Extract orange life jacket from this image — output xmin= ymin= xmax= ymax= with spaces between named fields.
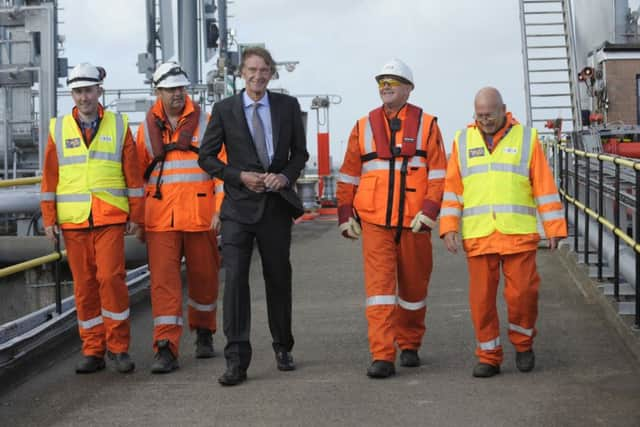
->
xmin=354 ymin=104 xmax=437 ymax=238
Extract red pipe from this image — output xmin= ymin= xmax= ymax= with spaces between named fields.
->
xmin=602 ymin=139 xmax=640 ymax=158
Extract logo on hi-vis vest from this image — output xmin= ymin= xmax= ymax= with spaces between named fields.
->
xmin=503 ymin=147 xmax=518 ymax=154
xmin=403 ymin=137 xmax=416 ymax=143
xmin=99 ymin=135 xmax=113 ymax=143
xmin=468 ymin=147 xmax=485 ymax=158
xmin=64 ymin=138 xmax=81 ymax=149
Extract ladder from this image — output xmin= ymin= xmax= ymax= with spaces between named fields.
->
xmin=519 ymin=0 xmax=581 ymax=136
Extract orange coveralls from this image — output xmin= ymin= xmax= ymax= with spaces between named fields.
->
xmin=40 ymin=105 xmax=144 ymax=357
xmin=439 ymin=113 xmax=567 ymax=366
xmin=136 ymin=96 xmax=224 ymax=357
xmin=337 ymin=104 xmax=447 ymax=362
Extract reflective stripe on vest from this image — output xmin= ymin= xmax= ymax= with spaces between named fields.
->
xmin=338 ymin=172 xmax=360 ymax=185
xmin=455 ymin=125 xmax=537 ymax=239
xmin=50 ymin=112 xmax=128 ymax=224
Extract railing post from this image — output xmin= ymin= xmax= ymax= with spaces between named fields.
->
xmin=635 ymin=167 xmax=640 ymax=328
xmin=574 ymin=152 xmax=579 ymax=253
xmin=598 ymin=156 xmax=604 ymax=281
xmin=614 ymin=162 xmax=621 ymax=300
xmin=584 ymin=155 xmax=591 ymax=265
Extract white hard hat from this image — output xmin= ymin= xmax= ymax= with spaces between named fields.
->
xmin=375 ymin=58 xmax=414 ymax=88
xmin=153 ymin=62 xmax=190 ymax=88
xmin=67 ymin=63 xmax=106 ymax=89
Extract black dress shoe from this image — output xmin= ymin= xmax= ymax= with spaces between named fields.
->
xmin=218 ymin=367 xmax=247 ymax=386
xmin=107 ymin=351 xmax=135 ymax=373
xmin=151 ymin=340 xmax=179 ymax=374
xmin=75 ymin=355 xmax=106 ymax=374
xmin=366 ymin=360 xmax=395 ymax=378
xmin=516 ymin=350 xmax=535 ymax=372
xmin=399 ymin=349 xmax=421 ymax=367
xmin=472 ymin=363 xmax=501 ymax=378
xmin=275 ymin=351 xmax=295 ymax=371
xmin=195 ymin=328 xmax=215 ymax=359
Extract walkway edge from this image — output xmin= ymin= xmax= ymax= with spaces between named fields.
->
xmin=557 ymin=244 xmax=640 ymax=364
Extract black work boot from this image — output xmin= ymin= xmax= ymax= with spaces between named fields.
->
xmin=75 ymin=355 xmax=106 ymax=374
xmin=195 ymin=328 xmax=215 ymax=359
xmin=366 ymin=360 xmax=396 ymax=378
xmin=150 ymin=340 xmax=179 ymax=374
xmin=472 ymin=363 xmax=501 ymax=378
xmin=399 ymin=350 xmax=421 ymax=367
xmin=107 ymin=351 xmax=135 ymax=373
xmin=516 ymin=350 xmax=536 ymax=372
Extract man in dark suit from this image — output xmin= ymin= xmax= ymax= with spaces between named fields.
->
xmin=198 ymin=47 xmax=309 ymax=386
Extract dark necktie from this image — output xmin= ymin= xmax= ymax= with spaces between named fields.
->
xmin=252 ymin=103 xmax=270 ymax=169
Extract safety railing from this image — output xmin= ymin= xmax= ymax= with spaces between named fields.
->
xmin=0 ymin=176 xmax=41 ymax=188
xmin=554 ymin=143 xmax=640 ymax=327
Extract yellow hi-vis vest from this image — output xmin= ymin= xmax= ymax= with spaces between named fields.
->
xmin=455 ymin=124 xmax=537 ymax=239
xmin=49 ymin=111 xmax=129 ymax=224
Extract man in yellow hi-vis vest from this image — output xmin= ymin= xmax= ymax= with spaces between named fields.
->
xmin=440 ymin=87 xmax=567 ymax=378
xmin=40 ymin=63 xmax=144 ymax=374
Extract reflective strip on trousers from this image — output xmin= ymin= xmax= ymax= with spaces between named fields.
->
xmin=40 ymin=192 xmax=56 ymax=201
xmin=154 ymin=315 xmax=184 ymax=326
xmin=428 ymin=169 xmax=446 ymax=179
xmin=188 ymin=298 xmax=217 ymax=312
xmin=540 ymin=209 xmax=564 ymax=221
xmin=536 ymin=194 xmax=561 ymax=206
xmin=365 ymin=295 xmax=397 ymax=306
xmin=338 ymin=172 xmax=360 ymax=185
xmin=127 ymin=187 xmax=144 ymax=197
xmin=78 ymin=315 xmax=103 ymax=330
xmin=56 ymin=193 xmax=91 ymax=203
xmin=509 ymin=323 xmax=534 ymax=337
xmin=101 ymin=307 xmax=130 ymax=321
xmin=440 ymin=207 xmax=461 ymax=218
xmin=397 ymin=297 xmax=426 ymax=311
xmin=443 ymin=191 xmax=462 ymax=204
xmin=478 ymin=336 xmax=501 ymax=351
xmin=362 ymin=157 xmax=424 ymax=173
xmin=151 ymin=173 xmax=211 ymax=184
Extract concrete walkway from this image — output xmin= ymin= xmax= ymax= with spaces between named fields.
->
xmin=1 ymin=220 xmax=640 ymax=426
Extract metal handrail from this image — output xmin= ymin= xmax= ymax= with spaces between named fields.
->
xmin=0 ymin=176 xmax=42 ymax=188
xmin=0 ymin=250 xmax=66 ymax=279
xmin=554 ymin=142 xmax=640 ymax=326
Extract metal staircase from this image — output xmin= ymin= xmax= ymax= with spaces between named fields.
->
xmin=519 ymin=0 xmax=581 ymax=136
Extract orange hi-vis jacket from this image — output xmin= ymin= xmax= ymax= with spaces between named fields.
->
xmin=136 ymin=96 xmax=225 ymax=232
xmin=40 ymin=105 xmax=144 ymax=229
xmin=337 ymin=104 xmax=447 ymax=229
xmin=439 ymin=113 xmax=567 ymax=257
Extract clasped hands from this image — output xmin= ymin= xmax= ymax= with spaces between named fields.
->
xmin=241 ymin=171 xmax=287 ymax=193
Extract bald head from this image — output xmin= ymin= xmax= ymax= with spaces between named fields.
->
xmin=473 ymin=87 xmax=506 ymax=136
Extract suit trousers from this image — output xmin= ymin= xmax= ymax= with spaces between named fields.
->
xmin=221 ymin=193 xmax=294 ymax=370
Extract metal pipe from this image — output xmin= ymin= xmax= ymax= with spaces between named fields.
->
xmin=178 ymin=0 xmax=198 ymax=85
xmin=0 ymin=186 xmax=40 ymax=213
xmin=0 ymin=176 xmax=41 ymax=187
xmin=615 ymin=0 xmax=630 ymax=43
xmin=615 ymin=163 xmax=621 ymax=299
xmin=0 ymin=250 xmax=66 ymax=279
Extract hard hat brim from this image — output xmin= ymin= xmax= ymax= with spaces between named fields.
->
xmin=155 ymin=75 xmax=191 ymax=88
xmin=68 ymin=80 xmax=103 ymax=89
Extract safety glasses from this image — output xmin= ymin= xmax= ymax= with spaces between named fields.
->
xmin=377 ymin=78 xmax=404 ymax=88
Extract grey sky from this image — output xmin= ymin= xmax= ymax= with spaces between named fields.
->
xmin=59 ymin=1 xmax=535 ymax=161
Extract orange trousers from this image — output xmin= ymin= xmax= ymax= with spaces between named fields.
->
xmin=146 ymin=230 xmax=220 ymax=357
xmin=467 ymin=250 xmax=540 ymax=366
xmin=63 ymin=225 xmax=130 ymax=357
xmin=361 ymin=221 xmax=433 ymax=362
